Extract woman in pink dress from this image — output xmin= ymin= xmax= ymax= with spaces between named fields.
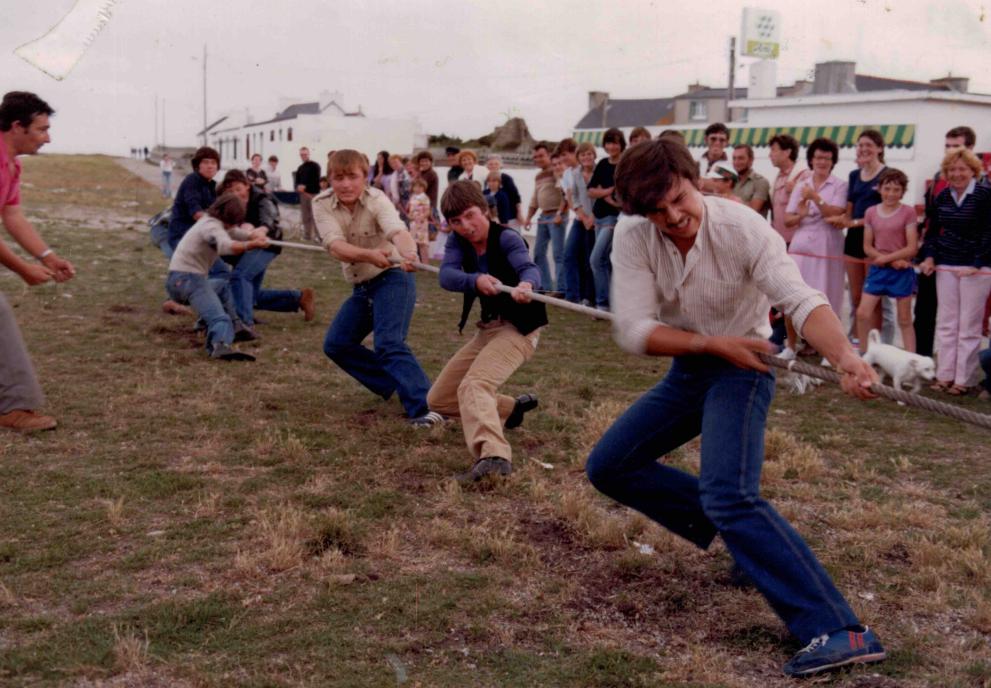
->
xmin=784 ymin=138 xmax=849 ymax=352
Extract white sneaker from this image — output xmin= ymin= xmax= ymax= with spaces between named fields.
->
xmin=409 ymin=411 xmax=444 ymax=428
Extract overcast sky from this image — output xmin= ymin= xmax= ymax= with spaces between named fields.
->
xmin=4 ymin=0 xmax=991 ymax=154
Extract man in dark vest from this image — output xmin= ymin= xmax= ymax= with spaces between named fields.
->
xmin=428 ymin=181 xmax=544 ymax=482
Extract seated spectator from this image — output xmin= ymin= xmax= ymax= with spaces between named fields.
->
xmin=165 ymin=193 xmax=270 ymax=361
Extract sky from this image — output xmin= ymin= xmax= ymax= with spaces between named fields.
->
xmin=3 ymin=0 xmax=991 ymax=155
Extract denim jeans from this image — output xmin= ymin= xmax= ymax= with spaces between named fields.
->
xmin=585 ymin=356 xmax=859 ymax=643
xmin=323 ymin=268 xmax=431 ymax=418
xmin=229 ymin=249 xmax=301 ymax=326
xmin=563 ymin=218 xmax=596 ymax=304
xmin=590 ymin=216 xmax=617 ymax=309
xmin=979 ymin=347 xmax=991 ymax=393
xmin=533 ymin=213 xmax=566 ymax=293
xmin=166 ymin=271 xmax=237 ymax=352
xmin=150 ymin=221 xmax=174 ymax=260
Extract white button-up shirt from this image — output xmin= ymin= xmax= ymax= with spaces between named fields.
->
xmin=611 ymin=196 xmax=829 ymax=355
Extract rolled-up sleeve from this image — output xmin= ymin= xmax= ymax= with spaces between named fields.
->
xmin=610 ymin=222 xmax=665 ymax=355
xmin=747 ymin=224 xmax=829 ymax=336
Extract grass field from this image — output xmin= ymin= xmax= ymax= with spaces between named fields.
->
xmin=1 ymin=155 xmax=989 ymax=687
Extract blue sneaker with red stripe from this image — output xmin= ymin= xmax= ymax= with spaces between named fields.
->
xmin=783 ymin=625 xmax=886 ymax=677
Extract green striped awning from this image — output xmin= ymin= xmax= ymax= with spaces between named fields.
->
xmin=573 ymin=124 xmax=915 ymax=149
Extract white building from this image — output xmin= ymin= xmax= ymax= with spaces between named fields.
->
xmin=728 ymin=89 xmax=991 ymax=204
xmin=574 ymin=62 xmax=991 ymax=204
xmin=199 ymin=92 xmax=425 ymax=180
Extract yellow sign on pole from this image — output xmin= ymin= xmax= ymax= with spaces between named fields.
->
xmin=741 ymin=8 xmax=781 ymax=60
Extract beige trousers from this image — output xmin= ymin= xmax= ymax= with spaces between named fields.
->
xmin=427 ymin=322 xmax=540 ymax=461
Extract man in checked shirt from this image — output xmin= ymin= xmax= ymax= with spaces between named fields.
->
xmin=585 ymin=138 xmax=886 ymax=678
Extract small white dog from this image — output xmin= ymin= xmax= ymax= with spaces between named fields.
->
xmin=861 ymin=329 xmax=935 ymax=394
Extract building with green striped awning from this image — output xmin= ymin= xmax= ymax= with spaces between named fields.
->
xmin=573 ymin=124 xmax=915 ymax=149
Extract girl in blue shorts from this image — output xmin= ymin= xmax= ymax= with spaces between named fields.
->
xmin=856 ymin=168 xmax=919 ymax=352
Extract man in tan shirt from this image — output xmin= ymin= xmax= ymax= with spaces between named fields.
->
xmin=587 ymin=138 xmax=886 ymax=678
xmin=314 ymin=150 xmax=441 ymax=427
xmin=523 ymin=143 xmax=565 ymax=294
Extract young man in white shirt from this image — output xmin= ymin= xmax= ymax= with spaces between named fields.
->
xmin=587 ymin=137 xmax=886 ymax=678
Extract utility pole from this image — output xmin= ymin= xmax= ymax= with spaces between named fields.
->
xmin=154 ymin=94 xmax=158 ymax=150
xmin=726 ymin=36 xmax=736 ymax=122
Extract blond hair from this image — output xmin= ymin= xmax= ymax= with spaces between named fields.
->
xmin=941 ymin=147 xmax=984 ymax=178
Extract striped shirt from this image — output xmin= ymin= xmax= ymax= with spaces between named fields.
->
xmin=919 ymin=181 xmax=991 ymax=268
xmin=611 ymin=197 xmax=829 ymax=355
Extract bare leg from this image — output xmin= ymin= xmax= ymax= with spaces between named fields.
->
xmin=846 ymin=262 xmax=866 ymax=336
xmin=856 ymin=293 xmax=881 ymax=354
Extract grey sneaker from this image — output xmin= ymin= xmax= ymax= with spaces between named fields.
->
xmin=457 ymin=457 xmax=512 ymax=483
xmin=409 ymin=411 xmax=444 ymax=428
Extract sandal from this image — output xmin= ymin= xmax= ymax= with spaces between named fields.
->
xmin=930 ymin=380 xmax=951 ymax=392
xmin=947 ymin=384 xmax=971 ymax=396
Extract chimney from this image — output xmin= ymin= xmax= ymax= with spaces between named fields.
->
xmin=930 ymin=75 xmax=969 ymax=93
xmin=812 ymin=61 xmax=857 ymax=95
xmin=687 ymin=82 xmax=708 ymax=94
xmin=588 ymin=91 xmax=609 ymax=111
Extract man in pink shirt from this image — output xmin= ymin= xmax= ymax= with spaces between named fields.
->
xmin=768 ymin=133 xmax=807 ymax=245
xmin=0 ymin=91 xmax=76 ymax=432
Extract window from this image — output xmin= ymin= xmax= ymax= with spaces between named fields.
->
xmin=245 ymin=134 xmax=250 ymax=159
xmin=270 ymin=130 xmax=274 ymax=142
xmin=689 ymin=100 xmax=707 ymax=121
xmin=233 ymin=137 xmax=238 ymax=159
xmin=287 ymin=127 xmax=293 ymax=142
xmin=279 ymin=129 xmax=283 ymax=141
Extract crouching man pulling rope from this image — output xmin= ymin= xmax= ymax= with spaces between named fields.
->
xmin=586 ymin=138 xmax=886 ymax=677
xmin=428 ymin=181 xmax=543 ymax=482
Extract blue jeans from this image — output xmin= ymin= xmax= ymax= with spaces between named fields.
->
xmin=533 ymin=213 xmax=566 ymax=293
xmin=585 ymin=356 xmax=859 ymax=643
xmin=230 ymin=249 xmax=301 ymax=326
xmin=590 ymin=216 xmax=617 ymax=309
xmin=980 ymin=347 xmax=991 ymax=393
xmin=323 ymin=269 xmax=431 ymax=419
xmin=150 ymin=221 xmax=173 ymax=260
xmin=165 ymin=271 xmax=237 ymax=352
xmin=563 ymin=218 xmax=596 ymax=303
